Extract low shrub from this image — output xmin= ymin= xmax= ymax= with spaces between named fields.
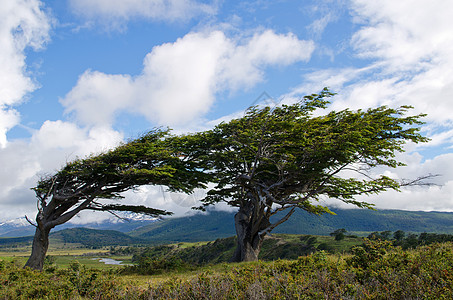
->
xmin=122 ymin=256 xmax=195 ymax=275
xmin=0 ymin=259 xmax=124 ymax=299
xmin=2 ymin=242 xmax=453 ymax=299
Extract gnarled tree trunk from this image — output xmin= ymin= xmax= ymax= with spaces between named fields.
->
xmin=231 ymin=197 xmax=297 ymax=262
xmin=24 ymin=226 xmax=51 ymax=271
xmin=231 ymin=203 xmax=269 ymax=262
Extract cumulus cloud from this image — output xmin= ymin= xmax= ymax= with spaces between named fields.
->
xmin=69 ymin=0 xmax=218 ymax=29
xmin=0 ymin=109 xmax=20 ymax=147
xmin=61 ymin=30 xmax=315 ymax=127
xmin=318 ymin=151 xmax=453 ymax=212
xmin=296 ymin=0 xmax=453 ymax=124
xmin=0 ymin=121 xmax=123 ymax=220
xmin=0 ymin=0 xmax=51 ymax=147
xmin=285 ymin=0 xmax=453 ymax=212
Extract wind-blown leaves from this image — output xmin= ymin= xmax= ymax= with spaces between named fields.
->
xmin=191 ymin=88 xmax=431 ymax=261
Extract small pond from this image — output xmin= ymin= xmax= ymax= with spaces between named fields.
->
xmin=92 ymin=258 xmax=126 ymax=265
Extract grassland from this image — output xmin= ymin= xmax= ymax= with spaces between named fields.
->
xmin=2 ymin=240 xmax=453 ymax=299
xmin=2 ymin=233 xmax=453 ymax=299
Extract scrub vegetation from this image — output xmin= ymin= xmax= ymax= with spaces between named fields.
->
xmin=1 ymin=234 xmax=453 ymax=299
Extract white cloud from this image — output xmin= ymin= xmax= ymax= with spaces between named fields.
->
xmin=0 ymin=121 xmax=123 ymax=220
xmin=291 ymin=0 xmax=453 ymax=124
xmin=351 ymin=0 xmax=453 ymax=71
xmin=0 ymin=0 xmax=51 ymax=147
xmin=61 ymin=29 xmax=315 ymax=128
xmin=307 ymin=11 xmax=337 ymax=38
xmin=219 ymin=31 xmax=314 ymax=90
xmin=61 ymin=72 xmax=134 ymax=126
xmin=69 ymin=0 xmax=218 ymax=29
xmin=321 ymin=152 xmax=453 ymax=212
xmin=348 ymin=0 xmax=453 ymax=122
xmin=366 ymin=153 xmax=453 ymax=212
xmin=0 ymin=109 xmax=20 ymax=148
xmin=286 ymin=1 xmax=453 ymax=212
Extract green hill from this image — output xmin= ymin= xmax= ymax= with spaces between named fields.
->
xmin=50 ymin=228 xmax=144 ymax=247
xmin=128 ymin=209 xmax=453 ymax=243
xmin=3 ymin=209 xmax=452 ymax=248
xmin=275 ymin=209 xmax=453 ymax=235
xmin=128 ymin=212 xmax=235 ymax=243
xmin=0 ymin=236 xmax=33 ymax=247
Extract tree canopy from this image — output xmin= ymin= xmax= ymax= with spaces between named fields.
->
xmin=25 ymin=128 xmax=210 ymax=270
xmin=194 ymin=88 xmax=430 ymax=261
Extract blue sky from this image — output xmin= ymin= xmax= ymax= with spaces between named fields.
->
xmin=1 ymin=0 xmax=453 ymax=222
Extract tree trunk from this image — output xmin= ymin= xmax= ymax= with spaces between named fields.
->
xmin=24 ymin=227 xmax=51 ymax=271
xmin=231 ymin=208 xmax=266 ymax=262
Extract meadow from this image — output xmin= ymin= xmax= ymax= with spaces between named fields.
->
xmin=1 ymin=234 xmax=453 ymax=299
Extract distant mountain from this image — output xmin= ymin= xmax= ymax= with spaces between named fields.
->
xmin=0 ymin=236 xmax=33 ymax=246
xmin=128 ymin=209 xmax=453 ymax=243
xmin=2 ymin=209 xmax=453 ymax=246
xmin=0 ymin=218 xmax=35 ymax=237
xmin=275 ymin=208 xmax=453 ymax=235
xmin=0 ymin=214 xmax=157 ymax=238
xmin=128 ymin=211 xmax=235 ymax=243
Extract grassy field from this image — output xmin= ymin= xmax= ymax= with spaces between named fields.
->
xmin=2 ymin=240 xmax=453 ymax=299
xmin=0 ymin=233 xmax=359 ymax=273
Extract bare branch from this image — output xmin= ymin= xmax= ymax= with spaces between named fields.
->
xmin=47 ymin=196 xmax=95 ymax=229
xmin=400 ymin=174 xmax=440 ymax=187
xmin=259 ymin=207 xmax=295 ymax=238
xmin=25 ymin=215 xmax=37 ymax=228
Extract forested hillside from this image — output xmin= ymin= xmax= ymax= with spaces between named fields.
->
xmin=128 ymin=209 xmax=453 ymax=243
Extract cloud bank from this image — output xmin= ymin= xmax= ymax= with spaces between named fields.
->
xmin=294 ymin=0 xmax=453 ymax=212
xmin=61 ymin=30 xmax=315 ymax=127
xmin=0 ymin=0 xmax=51 ymax=147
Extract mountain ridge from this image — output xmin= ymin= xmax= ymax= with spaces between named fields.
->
xmin=1 ymin=209 xmax=453 ymax=246
xmin=127 ymin=208 xmax=453 ymax=243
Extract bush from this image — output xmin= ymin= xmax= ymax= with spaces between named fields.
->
xmin=3 ymin=242 xmax=453 ymax=299
xmin=0 ymin=260 xmax=125 ymax=299
xmin=122 ymin=257 xmax=195 ymax=275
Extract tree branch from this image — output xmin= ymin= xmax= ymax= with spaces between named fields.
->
xmin=259 ymin=207 xmax=295 ymax=238
xmin=25 ymin=215 xmax=37 ymax=228
xmin=47 ymin=197 xmax=95 ymax=229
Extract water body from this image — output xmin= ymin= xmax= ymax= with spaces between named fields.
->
xmin=93 ymin=258 xmax=124 ymax=265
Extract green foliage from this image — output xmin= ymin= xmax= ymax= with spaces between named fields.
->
xmin=393 ymin=229 xmax=405 ymax=241
xmin=199 ymin=89 xmax=429 ymax=212
xmin=330 ymin=228 xmax=347 ymax=241
xmin=32 ymin=128 xmax=209 ymax=225
xmin=139 ymin=242 xmax=453 ymax=299
xmin=122 ymin=256 xmax=194 ymax=275
xmin=182 ymin=88 xmax=431 ymax=261
xmin=347 ymin=238 xmax=393 ymax=270
xmin=26 ymin=128 xmax=215 ymax=270
xmin=3 ymin=242 xmax=453 ymax=298
xmin=0 ymin=259 xmax=124 ymax=299
xmin=301 ymin=235 xmax=318 ymax=245
xmin=127 ymin=234 xmax=358 ymax=269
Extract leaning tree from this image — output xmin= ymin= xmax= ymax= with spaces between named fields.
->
xmin=25 ymin=129 xmax=210 ymax=271
xmin=196 ymin=88 xmax=432 ymax=262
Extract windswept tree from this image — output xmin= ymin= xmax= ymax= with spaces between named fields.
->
xmin=197 ymin=89 xmax=431 ymax=262
xmin=25 ymin=129 xmax=209 ymax=271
